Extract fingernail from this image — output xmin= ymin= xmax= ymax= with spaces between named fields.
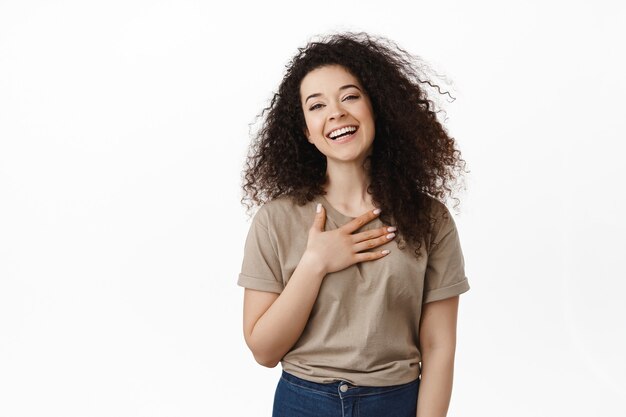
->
xmin=373 ymin=208 xmax=381 ymax=215
xmin=381 ymin=249 xmax=390 ymax=255
xmin=386 ymin=233 xmax=396 ymax=239
xmin=316 ymin=203 xmax=322 ymax=213
xmin=387 ymin=226 xmax=396 ymax=232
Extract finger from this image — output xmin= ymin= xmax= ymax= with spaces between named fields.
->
xmin=340 ymin=207 xmax=381 ymax=234
xmin=353 ymin=232 xmax=395 ymax=253
xmin=311 ymin=203 xmax=326 ymax=232
xmin=353 ymin=249 xmax=390 ymax=263
xmin=351 ymin=226 xmax=396 ymax=244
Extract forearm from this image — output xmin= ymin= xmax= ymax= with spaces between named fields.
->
xmin=248 ymin=253 xmax=325 ymax=366
xmin=416 ymin=348 xmax=455 ymax=417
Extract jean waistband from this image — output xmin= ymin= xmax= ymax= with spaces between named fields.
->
xmin=280 ymin=370 xmax=419 ymax=398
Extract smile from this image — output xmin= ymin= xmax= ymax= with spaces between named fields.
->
xmin=327 ymin=125 xmax=358 ymax=141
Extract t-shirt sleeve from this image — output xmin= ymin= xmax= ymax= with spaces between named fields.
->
xmin=237 ymin=208 xmax=284 ymax=294
xmin=423 ymin=203 xmax=470 ymax=304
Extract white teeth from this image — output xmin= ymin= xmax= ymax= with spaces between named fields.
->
xmin=329 ymin=126 xmax=357 ymax=139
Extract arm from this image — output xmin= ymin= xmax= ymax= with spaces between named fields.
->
xmin=416 ymin=295 xmax=460 ymax=417
xmin=243 ymin=253 xmax=325 ymax=368
xmin=243 ymin=204 xmax=393 ymax=368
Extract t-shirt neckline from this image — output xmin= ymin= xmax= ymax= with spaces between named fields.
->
xmin=319 ymin=194 xmax=357 ymax=223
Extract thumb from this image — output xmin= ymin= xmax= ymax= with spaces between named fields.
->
xmin=311 ymin=203 xmax=326 ymax=232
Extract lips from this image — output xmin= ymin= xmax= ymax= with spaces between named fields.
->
xmin=326 ymin=125 xmax=359 ymax=140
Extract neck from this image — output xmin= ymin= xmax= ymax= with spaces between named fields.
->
xmin=323 ymin=159 xmax=374 ymax=212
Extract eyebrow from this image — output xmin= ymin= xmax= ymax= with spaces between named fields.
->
xmin=304 ymin=84 xmax=362 ymax=104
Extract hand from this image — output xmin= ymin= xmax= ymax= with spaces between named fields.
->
xmin=303 ymin=203 xmax=396 ymax=275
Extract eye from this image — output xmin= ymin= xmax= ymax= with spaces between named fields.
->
xmin=343 ymin=94 xmax=359 ymax=101
xmin=309 ymin=103 xmax=324 ymax=111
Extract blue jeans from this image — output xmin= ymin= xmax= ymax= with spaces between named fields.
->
xmin=273 ymin=370 xmax=420 ymax=417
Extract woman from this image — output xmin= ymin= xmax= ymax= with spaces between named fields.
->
xmin=238 ymin=32 xmax=469 ymax=417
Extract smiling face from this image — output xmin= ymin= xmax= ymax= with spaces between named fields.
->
xmin=300 ymin=65 xmax=375 ymax=166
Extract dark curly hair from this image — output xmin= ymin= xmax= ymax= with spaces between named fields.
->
xmin=241 ymin=32 xmax=466 ymax=258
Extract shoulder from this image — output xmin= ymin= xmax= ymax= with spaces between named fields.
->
xmin=424 ymin=197 xmax=457 ymax=247
xmin=253 ymin=195 xmax=315 ymax=227
xmin=427 ymin=198 xmax=448 ymax=217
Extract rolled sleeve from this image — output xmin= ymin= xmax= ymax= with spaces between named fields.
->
xmin=237 ymin=208 xmax=284 ymax=294
xmin=423 ymin=203 xmax=470 ymax=304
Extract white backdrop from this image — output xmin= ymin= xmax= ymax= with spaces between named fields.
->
xmin=1 ymin=0 xmax=625 ymax=416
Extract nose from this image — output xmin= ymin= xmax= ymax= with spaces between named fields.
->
xmin=327 ymin=101 xmax=346 ymax=120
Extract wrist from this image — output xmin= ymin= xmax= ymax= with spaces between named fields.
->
xmin=300 ymin=250 xmax=328 ymax=277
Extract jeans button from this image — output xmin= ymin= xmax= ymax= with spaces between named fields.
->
xmin=339 ymin=384 xmax=349 ymax=393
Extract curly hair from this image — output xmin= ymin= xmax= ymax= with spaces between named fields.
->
xmin=241 ymin=32 xmax=466 ymax=258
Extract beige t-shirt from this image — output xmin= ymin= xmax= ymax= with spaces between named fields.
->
xmin=238 ymin=194 xmax=470 ymax=386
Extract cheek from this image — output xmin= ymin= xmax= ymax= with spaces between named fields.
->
xmin=304 ymin=115 xmax=324 ymax=137
xmin=360 ymin=100 xmax=375 ymax=122
xmin=303 ymin=119 xmax=317 ymax=142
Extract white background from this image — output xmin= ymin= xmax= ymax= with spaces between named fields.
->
xmin=1 ymin=0 xmax=625 ymax=416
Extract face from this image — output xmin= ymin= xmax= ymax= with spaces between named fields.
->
xmin=300 ymin=65 xmax=375 ymax=166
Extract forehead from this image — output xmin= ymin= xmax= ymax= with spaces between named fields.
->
xmin=299 ymin=65 xmax=362 ymax=97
